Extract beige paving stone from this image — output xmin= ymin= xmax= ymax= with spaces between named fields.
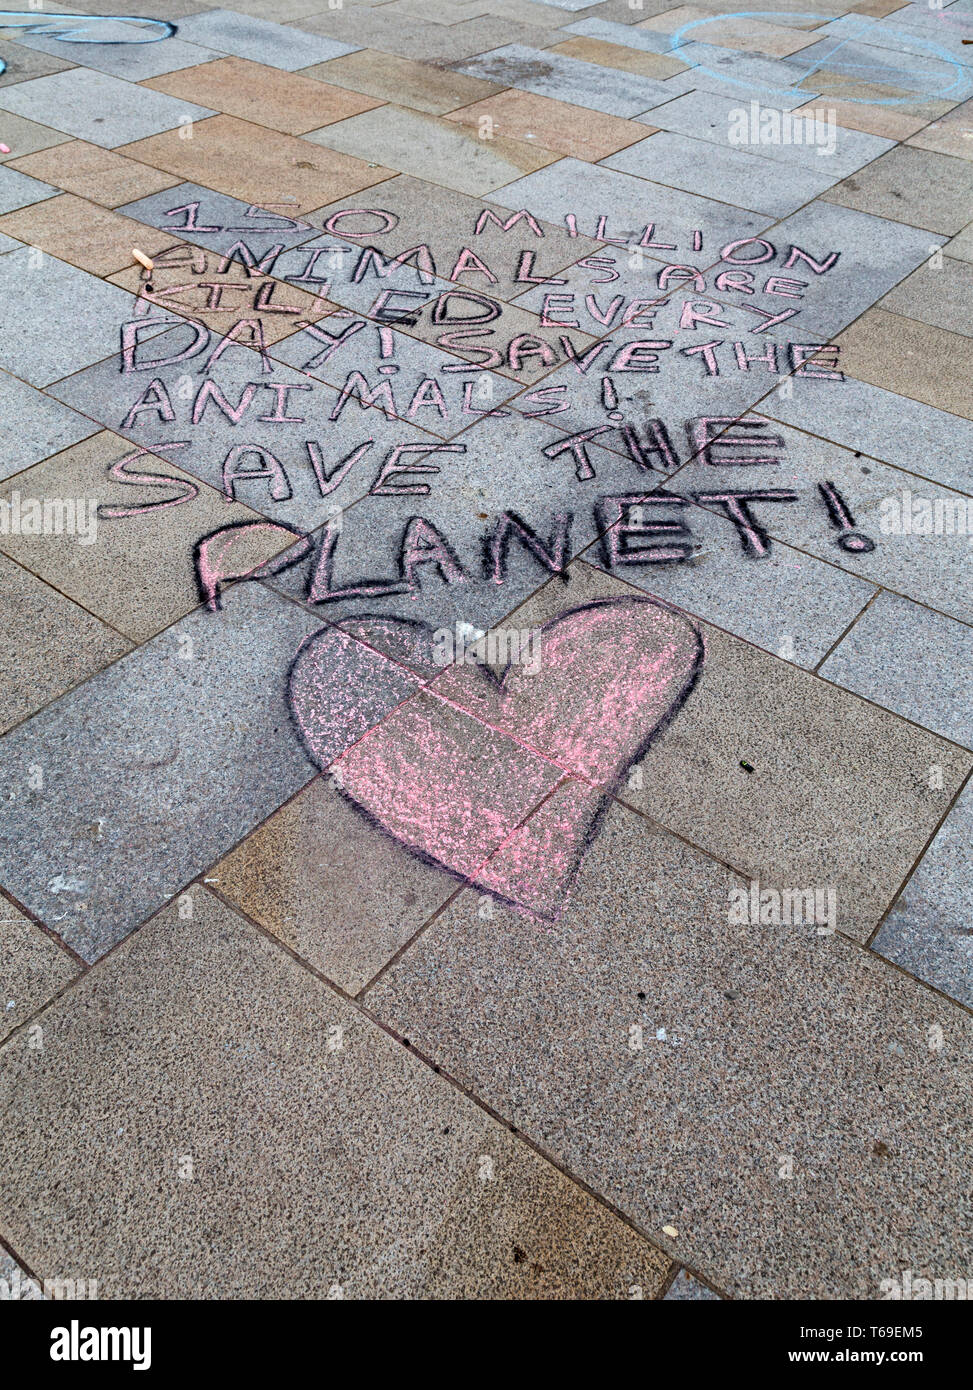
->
xmin=833 ymin=308 xmax=973 ymax=417
xmin=144 ymin=57 xmax=384 ymax=136
xmin=0 ymin=433 xmax=294 ymax=643
xmin=877 ymin=255 xmax=973 ymax=338
xmin=797 ymin=70 xmax=955 ymax=106
xmin=0 ymin=898 xmax=78 ymax=1045
xmin=460 ymin=562 xmax=972 ymax=940
xmin=792 ymin=96 xmax=933 ymax=141
xmin=106 ymin=241 xmax=333 ymax=342
xmin=5 ymin=140 xmax=181 ymax=208
xmin=305 ymin=104 xmax=559 ymax=197
xmin=304 ymin=49 xmax=502 ymax=115
xmin=639 ymin=8 xmax=822 ymax=48
xmin=0 ymin=111 xmax=71 ymax=163
xmin=823 ymin=145 xmax=973 ymax=236
xmin=548 ymin=37 xmax=688 ymax=80
xmin=445 ymin=87 xmax=651 ymax=160
xmin=365 ymin=796 xmax=973 ymax=1300
xmin=946 ymin=219 xmax=973 ymax=264
xmin=0 ymin=194 xmax=182 ymax=276
xmin=906 ymin=98 xmax=973 ymax=161
xmin=0 ymin=889 xmax=672 ymax=1299
xmin=118 ymin=115 xmax=396 ymax=215
xmin=0 ymin=553 xmax=130 ymax=734
xmin=214 ymin=775 xmax=457 ymax=995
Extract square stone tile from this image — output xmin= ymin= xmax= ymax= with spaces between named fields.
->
xmin=365 ymin=795 xmax=973 ymax=1298
xmin=0 ymin=553 xmax=130 ymax=735
xmin=444 ymin=88 xmax=648 ymax=161
xmin=872 ymin=779 xmax=973 ymax=1007
xmin=12 ymin=31 xmax=216 ymax=82
xmin=762 ymin=374 xmax=973 ymax=495
xmin=305 ymin=49 xmax=502 ymax=115
xmin=0 ymin=165 xmax=55 ymax=214
xmin=819 ymin=591 xmax=972 ymax=747
xmin=602 ymin=131 xmax=840 ymax=217
xmin=832 ymin=308 xmax=973 ymax=417
xmin=0 ymin=111 xmax=71 ymax=162
xmin=0 ymin=69 xmax=215 ymax=149
xmin=0 ymin=368 xmax=98 ymax=481
xmin=0 ymin=432 xmax=296 ymax=642
xmin=0 ymin=889 xmax=671 ymax=1298
xmin=549 ymin=37 xmax=688 ymax=79
xmin=118 ymin=115 xmax=395 ymax=215
xmin=877 ymin=254 xmax=973 ymax=337
xmin=305 ymin=104 xmax=559 ymax=196
xmin=214 ymin=774 xmax=457 ymax=994
xmin=174 ymin=9 xmax=361 ymax=70
xmin=500 ymin=562 xmax=969 ymax=936
xmin=0 ymin=899 xmax=78 ymax=1045
xmin=0 ymin=584 xmax=333 ymax=959
xmin=0 ymin=41 xmax=74 ymax=91
xmin=451 ymin=44 xmax=673 ymax=117
xmin=145 ymin=57 xmax=383 ymax=135
xmin=823 ymin=146 xmax=973 ymax=235
xmin=6 ymin=139 xmax=180 ymax=207
xmin=0 ymin=193 xmax=183 ymax=276
xmin=0 ymin=247 xmax=142 ymax=387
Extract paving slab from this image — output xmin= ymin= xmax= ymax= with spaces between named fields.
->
xmin=905 ymin=97 xmax=973 ymax=160
xmin=451 ymin=44 xmax=674 ymax=117
xmin=0 ymin=248 xmax=143 ymax=387
xmin=0 ymin=552 xmax=131 ymax=735
xmin=145 ymin=57 xmax=384 ymax=135
xmin=871 ymin=778 xmax=973 ymax=1007
xmin=819 ymin=590 xmax=973 ymax=747
xmin=601 ymin=130 xmax=840 ymax=217
xmin=823 ymin=145 xmax=973 ymax=235
xmin=7 ymin=140 xmax=181 ymax=208
xmin=214 ymin=774 xmax=457 ymax=994
xmin=444 ymin=87 xmax=648 ymax=161
xmin=0 ymin=69 xmax=215 ymax=150
xmin=304 ymin=49 xmax=502 ymax=115
xmin=549 ymin=37 xmax=689 ymax=80
xmin=173 ymin=9 xmax=361 ymax=69
xmin=12 ymin=31 xmax=216 ymax=82
xmin=0 ymin=899 xmax=78 ymax=1045
xmin=792 ymin=93 xmax=940 ymax=140
xmin=297 ymin=11 xmax=564 ymax=63
xmin=0 ymin=368 xmax=98 ymax=480
xmin=365 ymin=795 xmax=973 ymax=1299
xmin=115 ymin=180 xmax=323 ymax=257
xmin=832 ymin=307 xmax=973 ymax=417
xmin=304 ymin=104 xmax=559 ymax=196
xmin=0 ymin=889 xmax=671 ymax=1298
xmin=0 ymin=584 xmax=332 ymax=959
xmin=118 ymin=114 xmax=396 ymax=215
xmin=0 ymin=41 xmax=74 ymax=91
xmin=877 ymin=254 xmax=973 ymax=337
xmin=664 ymin=1270 xmax=723 ymax=1300
xmin=0 ymin=111 xmax=71 ymax=163
xmin=946 ymin=218 xmax=973 ymax=263
xmin=0 ymin=165 xmax=55 ymax=215
xmin=0 ymin=431 xmax=295 ymax=642
xmin=0 ymin=193 xmax=183 ymax=277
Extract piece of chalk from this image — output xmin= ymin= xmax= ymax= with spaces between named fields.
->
xmin=132 ymin=248 xmax=154 ymax=271
xmin=0 ymin=144 xmax=10 ymax=155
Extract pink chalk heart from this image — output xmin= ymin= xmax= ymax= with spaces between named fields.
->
xmin=288 ymin=597 xmax=703 ymax=920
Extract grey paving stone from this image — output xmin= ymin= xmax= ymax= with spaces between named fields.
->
xmin=116 ymin=181 xmax=323 ymax=258
xmin=675 ymin=414 xmax=973 ymax=624
xmin=878 ymin=255 xmax=973 ymax=338
xmin=715 ymin=200 xmax=947 ymax=340
xmin=0 ymin=165 xmax=55 ymax=214
xmin=0 ymin=369 xmax=98 ymax=480
xmin=664 ymin=1270 xmax=723 ymax=1300
xmin=491 ymin=158 xmax=774 ymax=257
xmin=0 ymin=231 xmax=20 ymax=253
xmin=0 ymin=898 xmax=78 ymax=1045
xmin=0 ymin=112 xmax=72 ymax=163
xmin=0 ymin=69 xmax=214 ymax=149
xmin=631 ymin=88 xmax=896 ymax=177
xmin=175 ymin=9 xmax=361 ymax=69
xmin=0 ymin=584 xmax=335 ymax=960
xmin=761 ymin=374 xmax=973 ymax=495
xmin=451 ymin=44 xmax=674 ymax=117
xmin=300 ymin=10 xmax=564 ymax=63
xmin=785 ymin=29 xmax=973 ymax=90
xmin=823 ymin=145 xmax=973 ymax=237
xmin=0 ymin=889 xmax=672 ymax=1298
xmin=0 ymin=553 xmax=131 ymax=735
xmin=660 ymin=43 xmax=825 ymax=102
xmin=365 ymin=797 xmax=973 ymax=1299
xmin=0 ymin=248 xmax=143 ymax=387
xmin=13 ymin=32 xmax=216 ymax=81
xmin=654 ymin=65 xmax=814 ymax=110
xmin=601 ymin=131 xmax=840 ymax=217
xmin=48 ymin=334 xmax=441 ymax=532
xmin=563 ymin=17 xmax=688 ymax=56
xmin=819 ymin=591 xmax=973 ymax=747
xmin=872 ymin=779 xmax=973 ymax=1008
xmin=0 ymin=40 xmax=75 ymax=90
